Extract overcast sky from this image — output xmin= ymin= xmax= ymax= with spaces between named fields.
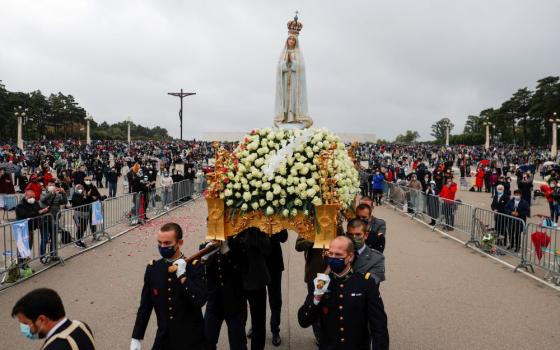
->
xmin=1 ymin=0 xmax=559 ymax=141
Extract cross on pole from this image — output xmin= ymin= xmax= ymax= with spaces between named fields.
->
xmin=167 ymin=88 xmax=196 ymax=140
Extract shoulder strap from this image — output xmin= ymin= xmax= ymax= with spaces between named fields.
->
xmin=41 ymin=320 xmax=95 ymax=350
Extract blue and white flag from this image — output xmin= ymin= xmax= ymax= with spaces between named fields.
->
xmin=12 ymin=220 xmax=31 ymax=258
xmin=91 ymin=201 xmax=103 ymax=225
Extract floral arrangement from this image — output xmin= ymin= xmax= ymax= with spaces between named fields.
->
xmin=216 ymin=127 xmax=360 ymax=218
xmin=481 ymin=233 xmax=496 ymax=254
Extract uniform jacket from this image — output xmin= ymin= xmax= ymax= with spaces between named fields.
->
xmin=230 ymin=227 xmax=271 ymax=291
xmin=132 ymin=258 xmax=207 ymax=350
xmin=353 ymin=247 xmax=385 ymax=284
xmin=365 ymin=217 xmax=386 ymax=253
xmin=298 ymin=271 xmax=389 ymax=350
xmin=204 ymin=247 xmax=245 ymax=316
xmin=41 ymin=319 xmax=95 ymax=350
xmin=265 ymin=229 xmax=288 ymax=273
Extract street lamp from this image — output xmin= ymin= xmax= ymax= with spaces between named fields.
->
xmin=549 ymin=112 xmax=560 ymax=158
xmin=127 ymin=116 xmax=132 ymax=144
xmin=483 ymin=120 xmax=494 ymax=150
xmin=14 ymin=105 xmax=28 ymax=150
xmin=85 ymin=113 xmax=93 ymax=145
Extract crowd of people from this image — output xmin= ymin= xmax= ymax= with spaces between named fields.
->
xmin=6 ymin=139 xmax=560 ymax=349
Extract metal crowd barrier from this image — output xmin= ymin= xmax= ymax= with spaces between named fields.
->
xmin=382 ymin=180 xmax=536 ymax=276
xmin=0 ymin=178 xmax=202 ymax=289
xmin=524 ymin=223 xmax=560 ymax=283
xmin=0 ymin=213 xmax=59 ymax=283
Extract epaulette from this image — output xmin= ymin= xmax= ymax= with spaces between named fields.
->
xmin=191 ymin=259 xmax=199 ymax=266
xmin=365 ymin=272 xmax=371 ymax=280
xmin=148 ymin=260 xmax=154 ymax=266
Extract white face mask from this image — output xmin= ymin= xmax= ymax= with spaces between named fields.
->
xmin=85 ymin=180 xmax=91 ymax=185
xmin=26 ymin=197 xmax=36 ymax=204
xmin=47 ymin=186 xmax=56 ymax=192
xmin=514 ymin=196 xmax=521 ymax=201
xmin=77 ymin=189 xmax=83 ymax=194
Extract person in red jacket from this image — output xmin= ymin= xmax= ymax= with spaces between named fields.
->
xmin=439 ymin=178 xmax=457 ymax=230
xmin=541 ymin=181 xmax=557 ymax=221
xmin=475 ymin=167 xmax=484 ymax=192
xmin=25 ymin=175 xmax=42 ymax=201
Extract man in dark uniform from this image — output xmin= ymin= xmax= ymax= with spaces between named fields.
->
xmin=202 ymin=239 xmax=247 ymax=350
xmin=356 ymin=203 xmax=387 ymax=253
xmin=12 ymin=288 xmax=95 ymax=349
xmin=298 ymin=236 xmax=389 ymax=350
xmin=130 ymin=222 xmax=207 ymax=350
xmin=264 ymin=229 xmax=288 ymax=346
xmin=230 ymin=227 xmax=271 ymax=350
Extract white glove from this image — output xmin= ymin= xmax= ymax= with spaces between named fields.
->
xmin=173 ymin=258 xmax=187 ymax=278
xmin=130 ymin=338 xmax=141 ymax=350
xmin=313 ymin=273 xmax=331 ymax=304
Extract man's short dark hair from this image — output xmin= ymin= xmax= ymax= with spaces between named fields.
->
xmin=347 ymin=218 xmax=367 ymax=233
xmin=356 ymin=203 xmax=372 ymax=214
xmin=160 ymin=222 xmax=183 ymax=240
xmin=514 ymin=189 xmax=522 ymax=195
xmin=12 ymin=288 xmax=65 ymax=321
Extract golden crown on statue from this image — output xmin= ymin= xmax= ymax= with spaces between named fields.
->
xmin=287 ymin=12 xmax=303 ymax=35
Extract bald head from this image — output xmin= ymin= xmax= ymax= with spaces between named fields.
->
xmin=330 ymin=236 xmax=354 ymax=256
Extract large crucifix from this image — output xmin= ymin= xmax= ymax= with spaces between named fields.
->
xmin=167 ymin=88 xmax=196 ymax=140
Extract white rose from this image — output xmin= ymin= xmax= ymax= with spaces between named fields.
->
xmin=224 ymin=189 xmax=233 ymax=197
xmin=242 ymin=192 xmax=252 ymax=202
xmin=241 ymin=203 xmax=248 ymax=211
xmin=300 ymin=166 xmax=309 ymax=175
xmin=266 ymin=191 xmax=274 ymax=201
xmin=287 ymin=186 xmax=295 ymax=194
xmin=233 ymin=183 xmax=241 ymax=190
xmin=307 ymin=188 xmax=317 ymax=198
xmin=252 ymin=202 xmax=260 ymax=210
xmin=303 ymin=209 xmax=309 ymax=216
xmin=294 ymin=198 xmax=303 ymax=207
xmin=279 ymin=198 xmax=286 ymax=205
xmin=291 ymin=208 xmax=298 ymax=217
xmin=235 ymin=192 xmax=241 ymax=198
xmin=272 ymin=200 xmax=279 ymax=207
xmin=312 ymin=196 xmax=322 ymax=206
xmin=219 ymin=193 xmax=225 ymax=199
xmin=261 ymin=182 xmax=271 ymax=190
xmin=226 ymin=199 xmax=234 ymax=206
xmin=255 ymin=158 xmax=265 ymax=167
xmin=272 ymin=184 xmax=282 ymax=195
xmin=265 ymin=206 xmax=274 ymax=216
xmin=282 ymin=209 xmax=289 ymax=217
xmin=259 ymin=198 xmax=266 ymax=207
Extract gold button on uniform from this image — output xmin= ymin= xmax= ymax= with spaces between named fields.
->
xmin=338 ymin=294 xmax=343 ymax=298
xmin=168 ymin=278 xmax=172 ymax=282
xmin=340 ymin=327 xmax=344 ymax=332
xmin=340 ymin=338 xmax=345 ymax=342
xmin=168 ymin=288 xmax=171 ymax=291
xmin=170 ymin=316 xmax=174 ymax=320
xmin=339 ymin=305 xmax=343 ymax=310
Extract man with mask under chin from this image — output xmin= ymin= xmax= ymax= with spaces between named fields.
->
xmin=130 ymin=222 xmax=207 ymax=350
xmin=298 ymin=236 xmax=389 ymax=350
xmin=11 ymin=288 xmax=95 ymax=349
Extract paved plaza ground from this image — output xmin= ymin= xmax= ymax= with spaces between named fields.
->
xmin=0 ymin=196 xmax=559 ymax=349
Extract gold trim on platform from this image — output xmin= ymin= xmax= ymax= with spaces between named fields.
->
xmin=205 ymin=198 xmax=338 ymax=245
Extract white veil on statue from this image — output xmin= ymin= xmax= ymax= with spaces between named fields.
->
xmin=274 ymin=35 xmax=313 ymax=128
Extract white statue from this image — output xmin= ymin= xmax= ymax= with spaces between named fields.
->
xmin=274 ymin=14 xmax=313 ymax=128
